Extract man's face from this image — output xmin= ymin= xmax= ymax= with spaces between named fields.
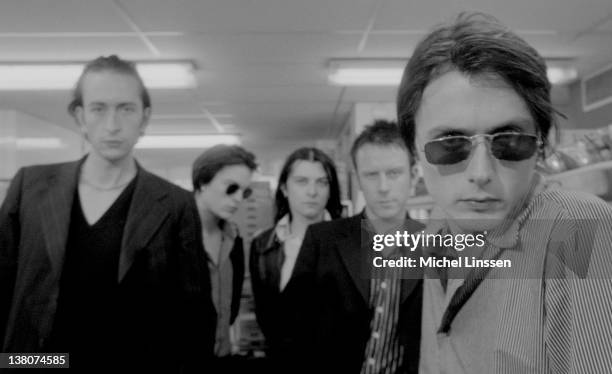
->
xmin=355 ymin=144 xmax=412 ymax=222
xmin=414 ymin=70 xmax=538 ymax=232
xmin=75 ymin=70 xmax=149 ymax=163
xmin=194 ymin=164 xmax=253 ymax=221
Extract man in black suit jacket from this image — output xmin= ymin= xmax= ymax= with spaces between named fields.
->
xmin=288 ymin=121 xmax=424 ymax=373
xmin=0 ymin=56 xmax=215 ymax=372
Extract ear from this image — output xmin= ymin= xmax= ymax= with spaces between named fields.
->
xmin=410 ymin=163 xmax=422 ymax=181
xmin=139 ymin=107 xmax=151 ymax=136
xmin=74 ymin=107 xmax=88 ymax=139
xmin=354 ymin=171 xmax=363 ymax=191
xmin=409 ymin=163 xmax=423 ymax=193
xmin=280 ymin=183 xmax=288 ymax=197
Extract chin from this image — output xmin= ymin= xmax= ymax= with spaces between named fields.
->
xmin=447 ymin=209 xmax=509 ymax=233
xmin=373 ymin=209 xmax=401 ymax=221
xmin=98 ymin=150 xmax=129 ymax=163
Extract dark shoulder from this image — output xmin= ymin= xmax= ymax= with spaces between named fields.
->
xmin=18 ymin=161 xmax=78 ymax=189
xmin=252 ymin=227 xmax=275 ymax=247
xmin=306 ymin=215 xmax=361 ymax=238
xmin=20 ymin=161 xmax=74 ymax=179
xmin=140 ymin=169 xmax=193 ymax=204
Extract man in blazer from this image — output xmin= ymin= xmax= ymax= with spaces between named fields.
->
xmin=0 ymin=56 xmax=215 ymax=372
xmin=288 ymin=121 xmax=424 ymax=374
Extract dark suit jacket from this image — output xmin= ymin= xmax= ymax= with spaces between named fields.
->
xmin=228 ymin=232 xmax=245 ymax=326
xmin=287 ymin=212 xmax=424 ymax=374
xmin=0 ymin=159 xmax=216 ymax=372
xmin=248 ymin=227 xmax=286 ymax=353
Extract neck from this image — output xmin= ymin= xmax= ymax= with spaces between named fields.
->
xmin=289 ymin=212 xmax=324 ymax=238
xmin=80 ymin=152 xmax=137 ymax=188
xmin=199 ymin=207 xmax=222 ymax=233
xmin=365 ymin=206 xmax=405 ymax=234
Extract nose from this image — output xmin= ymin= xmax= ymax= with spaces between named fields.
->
xmin=103 ymin=109 xmax=121 ymax=133
xmin=467 ymin=138 xmax=494 ymax=186
xmin=377 ymin=173 xmax=390 ymax=193
xmin=231 ymin=191 xmax=244 ymax=203
xmin=306 ymin=181 xmax=317 ymax=197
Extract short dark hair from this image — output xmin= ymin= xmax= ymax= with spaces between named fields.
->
xmin=67 ymin=55 xmax=151 ymax=118
xmin=192 ymin=144 xmax=257 ymax=190
xmin=274 ymin=147 xmax=343 ymax=223
xmin=350 ymin=120 xmax=409 ymax=169
xmin=397 ymin=12 xmax=559 ymax=159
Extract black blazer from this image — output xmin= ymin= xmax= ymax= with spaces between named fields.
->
xmin=248 ymin=227 xmax=287 ymax=353
xmin=0 ymin=159 xmax=216 ymax=372
xmin=228 ymin=232 xmax=245 ymax=326
xmin=286 ymin=212 xmax=424 ymax=374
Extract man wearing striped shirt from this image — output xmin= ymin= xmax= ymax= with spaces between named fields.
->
xmin=289 ymin=121 xmax=424 ymax=373
xmin=397 ymin=12 xmax=612 ymax=374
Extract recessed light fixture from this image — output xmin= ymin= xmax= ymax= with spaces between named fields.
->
xmin=0 ymin=137 xmax=65 ymax=149
xmin=135 ymin=134 xmax=241 ymax=149
xmin=328 ymin=59 xmax=578 ymax=86
xmin=0 ymin=61 xmax=196 ymax=90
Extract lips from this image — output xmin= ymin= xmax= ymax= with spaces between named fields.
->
xmin=460 ymin=197 xmax=501 ymax=211
xmin=102 ymin=139 xmax=123 ymax=147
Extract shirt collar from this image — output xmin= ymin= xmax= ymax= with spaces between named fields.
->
xmin=274 ymin=211 xmax=332 ymax=243
xmin=220 ymin=219 xmax=238 ymax=241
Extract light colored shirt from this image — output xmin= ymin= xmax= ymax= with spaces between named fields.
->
xmin=419 ymin=174 xmax=612 ymax=374
xmin=204 ymin=221 xmax=237 ymax=357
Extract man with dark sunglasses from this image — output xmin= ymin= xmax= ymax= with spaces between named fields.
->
xmin=397 ymin=12 xmax=612 ymax=373
xmin=191 ymin=144 xmax=257 ymax=372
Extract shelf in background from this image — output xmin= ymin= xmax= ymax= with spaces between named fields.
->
xmin=543 ymin=160 xmax=612 ymax=182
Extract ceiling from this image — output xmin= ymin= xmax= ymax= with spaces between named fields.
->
xmin=1 ymin=0 xmax=612 ymax=174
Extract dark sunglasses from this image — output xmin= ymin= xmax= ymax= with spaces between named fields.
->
xmin=423 ymin=132 xmax=541 ymax=165
xmin=226 ymin=183 xmax=252 ymax=199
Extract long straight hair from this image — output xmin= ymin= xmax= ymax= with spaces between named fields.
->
xmin=274 ymin=147 xmax=342 ymax=224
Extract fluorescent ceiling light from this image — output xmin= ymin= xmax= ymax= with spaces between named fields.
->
xmin=328 ymin=59 xmax=405 ymax=86
xmin=0 ymin=61 xmax=196 ymax=90
xmin=328 ymin=59 xmax=577 ymax=86
xmin=546 ymin=66 xmax=578 ymax=85
xmin=0 ymin=137 xmax=65 ymax=149
xmin=136 ymin=134 xmax=241 ymax=149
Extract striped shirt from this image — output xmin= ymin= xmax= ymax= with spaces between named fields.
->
xmin=361 ymin=220 xmax=407 ymax=374
xmin=419 ymin=174 xmax=612 ymax=374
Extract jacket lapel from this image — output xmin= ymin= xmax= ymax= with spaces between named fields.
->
xmin=39 ymin=160 xmax=81 ymax=277
xmin=261 ymin=236 xmax=283 ymax=293
xmin=337 ymin=214 xmax=370 ymax=305
xmin=400 ymin=257 xmax=423 ymax=305
xmin=118 ymin=169 xmax=170 ymax=282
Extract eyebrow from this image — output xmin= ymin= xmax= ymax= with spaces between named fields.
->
xmin=426 ymin=117 xmax=535 ymax=138
xmin=88 ymin=101 xmax=138 ymax=107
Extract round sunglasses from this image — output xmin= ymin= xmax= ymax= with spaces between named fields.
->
xmin=226 ymin=183 xmax=252 ymax=199
xmin=422 ymin=132 xmax=541 ymax=165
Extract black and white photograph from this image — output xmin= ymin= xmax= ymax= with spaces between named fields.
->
xmin=1 ymin=1 xmax=612 ymax=373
